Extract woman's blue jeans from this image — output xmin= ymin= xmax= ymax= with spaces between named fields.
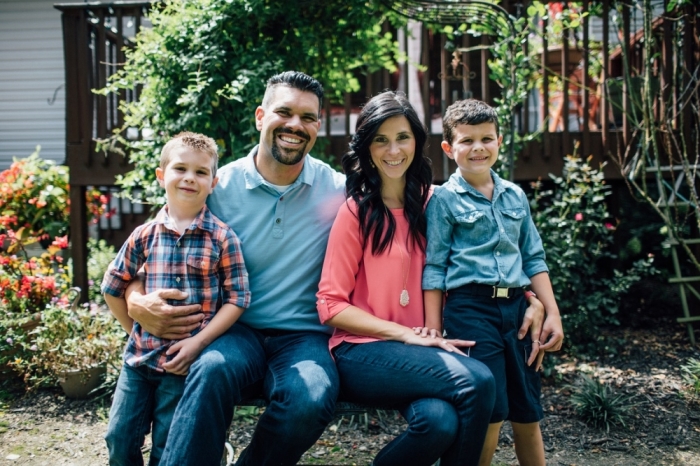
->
xmin=158 ymin=323 xmax=339 ymax=466
xmin=334 ymin=340 xmax=496 ymax=466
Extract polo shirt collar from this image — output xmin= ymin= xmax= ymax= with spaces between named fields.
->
xmin=154 ymin=204 xmax=215 ymax=232
xmin=242 ymin=145 xmax=316 ymax=190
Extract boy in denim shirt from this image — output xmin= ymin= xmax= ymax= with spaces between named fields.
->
xmin=422 ymin=99 xmax=564 ymax=466
xmin=101 ymin=132 xmax=251 ymax=465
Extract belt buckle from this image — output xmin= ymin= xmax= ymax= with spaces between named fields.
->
xmin=492 ymin=286 xmax=510 ymax=299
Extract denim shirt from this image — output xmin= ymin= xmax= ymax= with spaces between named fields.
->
xmin=422 ymin=169 xmax=549 ymax=292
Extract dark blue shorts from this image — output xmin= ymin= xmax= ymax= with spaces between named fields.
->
xmin=443 ymin=285 xmax=544 ymax=424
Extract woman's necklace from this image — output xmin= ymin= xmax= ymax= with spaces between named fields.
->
xmin=396 ymin=238 xmax=411 ymax=307
xmin=384 ymin=202 xmax=410 ymax=307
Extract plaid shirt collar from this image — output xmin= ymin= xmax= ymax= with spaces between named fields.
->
xmin=154 ymin=204 xmax=216 ymax=233
xmin=241 ymin=145 xmax=316 ymax=191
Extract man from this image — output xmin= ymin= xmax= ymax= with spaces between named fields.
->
xmin=125 ymin=71 xmax=346 ymax=466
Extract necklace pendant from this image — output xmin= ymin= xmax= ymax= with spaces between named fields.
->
xmin=400 ymin=289 xmax=410 ymax=307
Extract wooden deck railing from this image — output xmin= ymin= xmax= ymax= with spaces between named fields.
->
xmin=55 ymin=0 xmax=698 ymax=298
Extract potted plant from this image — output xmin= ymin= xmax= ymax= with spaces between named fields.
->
xmin=11 ymin=300 xmax=125 ymax=398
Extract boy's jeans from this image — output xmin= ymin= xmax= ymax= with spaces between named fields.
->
xmin=105 ymin=363 xmax=186 ymax=466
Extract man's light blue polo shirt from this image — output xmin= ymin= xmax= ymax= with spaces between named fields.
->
xmin=208 ymin=145 xmax=346 ymax=333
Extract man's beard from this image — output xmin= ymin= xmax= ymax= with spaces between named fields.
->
xmin=270 ymin=128 xmax=310 ymax=166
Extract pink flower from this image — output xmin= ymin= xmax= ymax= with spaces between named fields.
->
xmin=51 ymin=235 xmax=69 ymax=249
xmin=575 ymin=213 xmax=583 ymax=221
xmin=605 ymin=223 xmax=615 ymax=230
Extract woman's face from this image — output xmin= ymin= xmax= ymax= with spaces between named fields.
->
xmin=369 ymin=115 xmax=415 ymax=186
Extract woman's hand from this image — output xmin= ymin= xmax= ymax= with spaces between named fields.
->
xmin=412 ymin=326 xmax=442 ymax=338
xmin=403 ymin=333 xmax=475 ymax=356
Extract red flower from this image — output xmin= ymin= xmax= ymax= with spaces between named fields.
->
xmin=52 ymin=236 xmax=69 ymax=249
xmin=575 ymin=213 xmax=583 ymax=221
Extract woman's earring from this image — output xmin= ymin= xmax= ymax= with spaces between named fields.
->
xmin=370 ymin=160 xmax=376 ymax=168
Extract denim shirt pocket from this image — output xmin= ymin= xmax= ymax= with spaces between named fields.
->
xmin=455 ymin=210 xmax=490 ymax=243
xmin=500 ymin=208 xmax=526 ymax=243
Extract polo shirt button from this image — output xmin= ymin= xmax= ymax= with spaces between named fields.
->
xmin=176 ymin=277 xmax=181 ymax=283
xmin=320 ymin=299 xmax=325 ymax=303
xmin=279 ymin=196 xmax=284 ymax=201
xmin=500 ymin=228 xmax=505 ymax=233
xmin=496 ymin=252 xmax=500 ymax=256
xmin=176 ymin=241 xmax=181 ymax=247
xmin=275 ymin=218 xmax=281 ymax=224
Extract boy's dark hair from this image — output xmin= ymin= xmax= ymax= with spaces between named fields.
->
xmin=263 ymin=71 xmax=324 ymax=116
xmin=443 ymin=99 xmax=500 ymax=144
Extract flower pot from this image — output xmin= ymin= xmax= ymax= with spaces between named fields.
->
xmin=58 ymin=365 xmax=106 ymax=399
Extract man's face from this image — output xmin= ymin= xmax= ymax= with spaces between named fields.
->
xmin=255 ymin=86 xmax=321 ymax=166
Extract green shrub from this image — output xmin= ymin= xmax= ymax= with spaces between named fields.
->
xmin=87 ymin=238 xmax=117 ymax=305
xmin=681 ymin=357 xmax=700 ymax=396
xmin=530 ymin=155 xmax=658 ymax=353
xmin=570 ymin=375 xmax=633 ymax=432
xmin=99 ymin=0 xmax=402 ymax=205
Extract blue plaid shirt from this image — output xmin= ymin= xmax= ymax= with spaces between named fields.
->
xmin=102 ymin=205 xmax=250 ymax=370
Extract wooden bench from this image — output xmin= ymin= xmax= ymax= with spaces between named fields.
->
xmin=222 ymin=398 xmax=398 ymax=466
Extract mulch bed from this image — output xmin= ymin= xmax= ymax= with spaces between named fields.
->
xmin=1 ymin=317 xmax=699 ymax=465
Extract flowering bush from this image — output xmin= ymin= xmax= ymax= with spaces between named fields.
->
xmin=11 ymin=301 xmax=125 ymax=387
xmin=530 ymin=155 xmax=658 ymax=354
xmin=0 ymin=238 xmax=74 ymax=372
xmin=0 ymin=149 xmax=109 ymax=247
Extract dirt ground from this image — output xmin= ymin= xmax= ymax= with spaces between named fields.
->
xmin=1 ymin=317 xmax=699 ymax=466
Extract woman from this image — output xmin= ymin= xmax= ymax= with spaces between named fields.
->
xmin=317 ymin=91 xmax=504 ymax=466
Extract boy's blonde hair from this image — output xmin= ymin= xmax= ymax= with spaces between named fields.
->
xmin=160 ymin=132 xmax=219 ymax=176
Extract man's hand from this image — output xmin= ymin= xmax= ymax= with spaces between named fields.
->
xmin=518 ymin=295 xmax=545 ymax=368
xmin=126 ymin=287 xmax=203 ymax=340
xmin=162 ymin=337 xmax=206 ymax=375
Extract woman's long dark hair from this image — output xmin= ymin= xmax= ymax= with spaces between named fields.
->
xmin=341 ymin=91 xmax=432 ymax=255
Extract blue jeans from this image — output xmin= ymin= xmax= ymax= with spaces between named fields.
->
xmin=105 ymin=363 xmax=186 ymax=466
xmin=334 ymin=341 xmax=495 ymax=466
xmin=159 ymin=323 xmax=339 ymax=466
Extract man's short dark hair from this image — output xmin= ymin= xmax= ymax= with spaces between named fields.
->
xmin=443 ymin=99 xmax=500 ymax=144
xmin=263 ymin=71 xmax=324 ymax=116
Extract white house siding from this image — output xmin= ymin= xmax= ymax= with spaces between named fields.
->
xmin=0 ymin=0 xmax=65 ymax=169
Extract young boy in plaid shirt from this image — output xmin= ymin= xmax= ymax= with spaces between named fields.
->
xmin=101 ymin=132 xmax=251 ymax=465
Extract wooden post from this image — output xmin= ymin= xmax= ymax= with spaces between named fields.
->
xmin=582 ymin=0 xmax=590 ymax=158
xmin=602 ymin=0 xmax=610 ymax=157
